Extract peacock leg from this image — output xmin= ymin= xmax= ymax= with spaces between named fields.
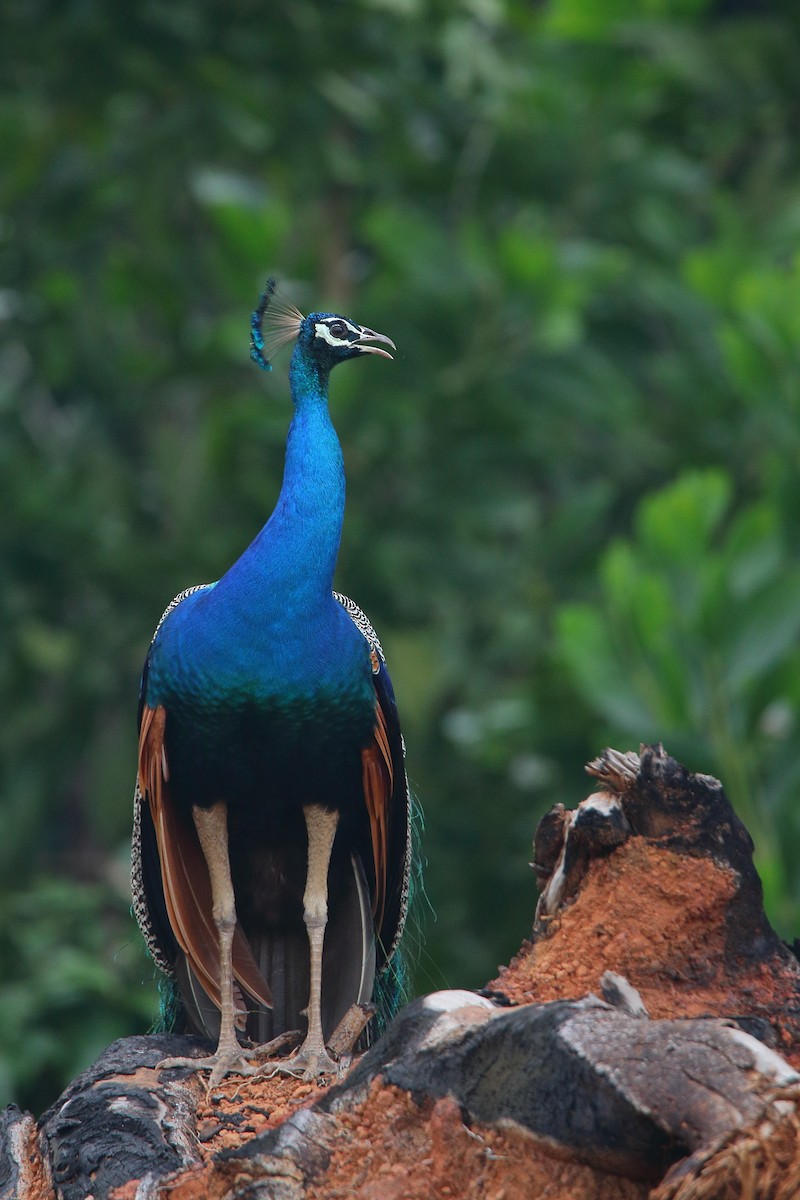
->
xmin=249 ymin=804 xmax=366 ymax=1081
xmin=293 ymin=803 xmax=340 ymax=1077
xmin=159 ymin=800 xmax=258 ymax=1089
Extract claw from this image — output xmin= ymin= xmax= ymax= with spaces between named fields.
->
xmin=158 ymin=1045 xmax=259 ymax=1092
xmin=255 ymin=1046 xmax=340 ymax=1082
xmin=157 ymin=1030 xmax=305 ymax=1092
xmin=249 ymin=1027 xmax=343 ymax=1082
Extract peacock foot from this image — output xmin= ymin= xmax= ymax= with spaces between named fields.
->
xmin=158 ymin=1047 xmax=258 ymax=1092
xmin=252 ymin=1004 xmax=373 ymax=1081
xmin=254 ymin=1039 xmax=340 ymax=1082
xmin=158 ymin=1031 xmax=300 ymax=1092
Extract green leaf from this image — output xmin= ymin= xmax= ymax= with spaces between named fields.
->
xmin=557 ymin=603 xmax=656 ymax=732
xmin=723 ymin=569 xmax=800 ymax=691
xmin=635 ymin=470 xmax=731 ymax=566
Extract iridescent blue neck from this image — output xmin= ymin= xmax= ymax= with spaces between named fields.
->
xmin=214 ymin=347 xmax=345 ymax=612
xmin=271 ymin=350 xmax=344 ymax=594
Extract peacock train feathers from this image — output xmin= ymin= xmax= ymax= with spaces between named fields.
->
xmin=131 ymin=280 xmax=419 ymax=1082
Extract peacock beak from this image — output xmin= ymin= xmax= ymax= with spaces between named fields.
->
xmin=355 ymin=328 xmax=396 ymax=359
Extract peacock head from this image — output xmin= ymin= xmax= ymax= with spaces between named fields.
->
xmin=250 ymin=278 xmax=395 ymax=374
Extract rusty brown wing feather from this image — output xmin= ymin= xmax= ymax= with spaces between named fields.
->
xmin=137 ymin=704 xmax=273 ymax=1023
xmin=335 ymin=593 xmax=412 ymax=974
xmin=361 ymin=697 xmax=394 ymax=933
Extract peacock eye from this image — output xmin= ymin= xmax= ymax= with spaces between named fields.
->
xmin=328 ymin=321 xmax=346 ymax=338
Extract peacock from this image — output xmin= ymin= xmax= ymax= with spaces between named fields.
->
xmin=131 ymin=280 xmax=415 ymax=1085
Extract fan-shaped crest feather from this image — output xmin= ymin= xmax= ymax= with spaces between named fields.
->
xmin=250 ymin=277 xmax=305 ymax=371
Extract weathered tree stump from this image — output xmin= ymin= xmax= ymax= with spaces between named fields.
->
xmin=5 ymin=746 xmax=800 ymax=1199
xmin=494 ymin=744 xmax=800 ymax=1059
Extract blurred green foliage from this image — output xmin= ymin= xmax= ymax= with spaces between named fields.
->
xmin=2 ymin=0 xmax=800 ymax=1113
xmin=557 ymin=471 xmax=800 ymax=899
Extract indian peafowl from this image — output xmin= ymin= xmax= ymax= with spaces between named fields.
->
xmin=131 ymin=280 xmax=414 ymax=1085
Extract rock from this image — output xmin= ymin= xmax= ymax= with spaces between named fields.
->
xmin=198 ymin=989 xmax=797 ymax=1195
xmin=5 ymin=746 xmax=800 ymax=1199
xmin=37 ymin=1036 xmax=206 ymax=1200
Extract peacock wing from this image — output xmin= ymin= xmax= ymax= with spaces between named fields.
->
xmin=132 ymin=586 xmax=273 ymax=1026
xmin=362 ymin=658 xmax=412 ymax=970
xmin=335 ymin=592 xmax=413 ymax=972
xmin=137 ymin=702 xmax=273 ymax=1022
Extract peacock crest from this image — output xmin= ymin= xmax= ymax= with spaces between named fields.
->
xmin=250 ymin=277 xmax=305 ymax=371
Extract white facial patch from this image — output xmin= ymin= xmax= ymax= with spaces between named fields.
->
xmin=314 ymin=319 xmax=358 ymax=348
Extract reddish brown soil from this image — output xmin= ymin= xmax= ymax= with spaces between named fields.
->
xmin=305 ymin=1082 xmax=648 ymax=1200
xmin=157 ymin=1070 xmax=331 ymax=1199
xmin=162 ymin=1079 xmax=650 ymax=1200
xmin=35 ymin=768 xmax=800 ymax=1199
xmin=155 ymin=831 xmax=800 ymax=1198
xmin=489 ymin=838 xmax=800 ymax=1065
xmin=193 ymin=1070 xmax=327 ymax=1156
